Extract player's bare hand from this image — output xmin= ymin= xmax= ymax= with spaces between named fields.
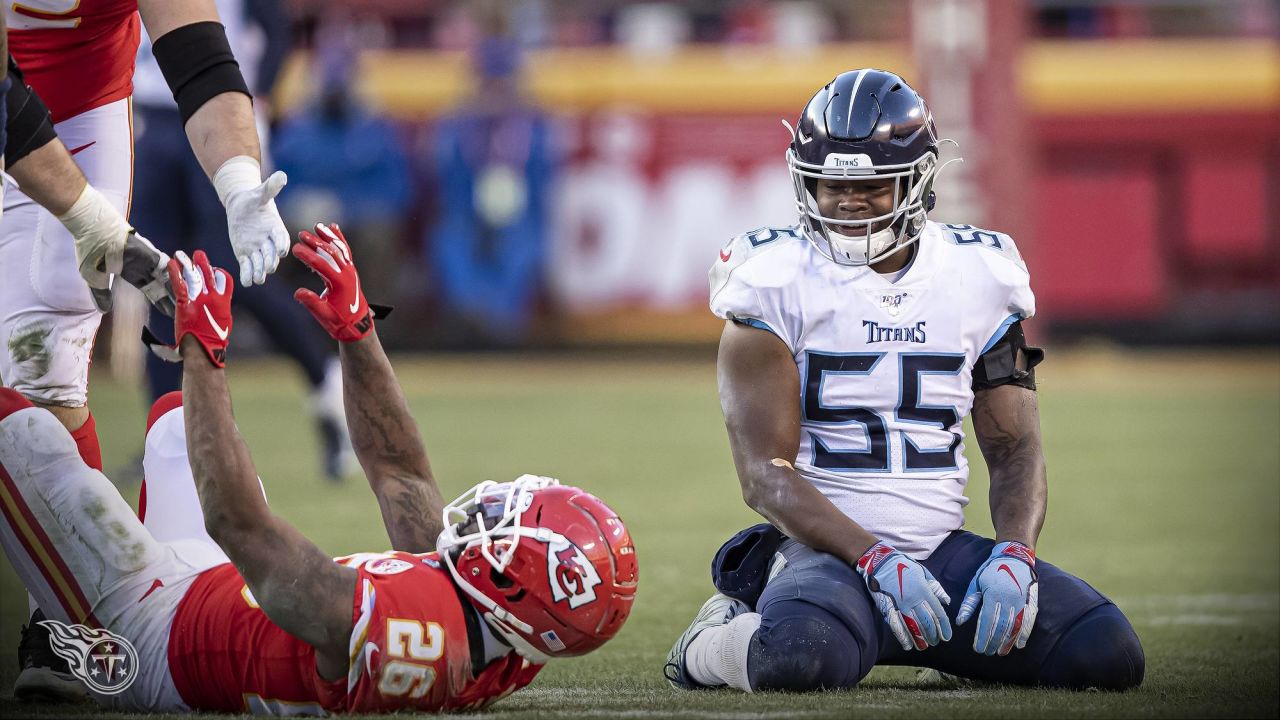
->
xmin=291 ymin=223 xmax=375 ymax=343
xmin=214 ymin=156 xmax=290 ymax=287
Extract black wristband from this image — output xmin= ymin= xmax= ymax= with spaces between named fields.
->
xmin=5 ymin=55 xmax=58 ymax=166
xmin=151 ymin=22 xmax=251 ymax=125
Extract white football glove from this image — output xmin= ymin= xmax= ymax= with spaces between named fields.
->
xmin=58 ymin=184 xmax=176 ymax=315
xmin=213 ymin=155 xmax=290 ymax=287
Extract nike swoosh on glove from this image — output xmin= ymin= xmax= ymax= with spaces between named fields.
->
xmin=167 ymin=250 xmax=234 ymax=367
xmin=957 ymin=541 xmax=1039 ymax=656
xmin=291 ymin=223 xmax=374 ymax=343
xmin=214 ymin=156 xmax=290 ymax=287
xmin=856 ymin=541 xmax=952 ymax=651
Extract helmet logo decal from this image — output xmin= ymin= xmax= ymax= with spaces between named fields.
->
xmin=823 ymin=153 xmax=875 ymax=172
xmin=547 ymin=537 xmax=602 ymax=609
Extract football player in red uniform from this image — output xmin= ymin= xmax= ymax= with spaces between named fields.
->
xmin=4 ymin=0 xmax=289 ymax=448
xmin=0 ymin=223 xmax=638 ymax=712
xmin=4 ymin=0 xmax=291 ymax=697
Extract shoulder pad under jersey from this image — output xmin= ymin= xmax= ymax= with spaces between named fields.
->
xmin=936 ymin=222 xmax=1028 ymax=273
xmin=709 ymin=225 xmax=803 ymax=303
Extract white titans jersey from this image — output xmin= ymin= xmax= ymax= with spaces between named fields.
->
xmin=709 ymin=221 xmax=1035 ymax=558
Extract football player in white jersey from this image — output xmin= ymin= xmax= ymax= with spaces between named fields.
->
xmin=664 ymin=69 xmax=1144 ymax=692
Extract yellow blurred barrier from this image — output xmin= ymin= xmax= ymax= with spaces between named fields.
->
xmin=275 ymin=39 xmax=1278 ymax=118
xmin=1025 ymin=40 xmax=1279 ymax=113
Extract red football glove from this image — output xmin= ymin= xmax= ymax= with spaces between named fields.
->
xmin=291 ymin=223 xmax=374 ymax=343
xmin=168 ymin=250 xmax=234 ymax=368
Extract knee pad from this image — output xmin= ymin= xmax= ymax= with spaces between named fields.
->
xmin=748 ymin=602 xmax=864 ymax=691
xmin=1 ymin=313 xmax=100 ymax=407
xmin=1040 ymin=603 xmax=1145 ymax=690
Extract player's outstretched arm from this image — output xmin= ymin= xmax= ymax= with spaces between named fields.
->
xmin=959 ymin=382 xmax=1047 ymax=655
xmin=171 ymin=251 xmax=357 ymax=680
xmin=337 ymin=335 xmax=444 ymax=552
xmin=138 ymin=0 xmax=289 ymax=287
xmin=292 ymin=223 xmax=445 ymax=553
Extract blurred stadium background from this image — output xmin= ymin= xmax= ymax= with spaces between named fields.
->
xmin=97 ymin=0 xmax=1279 ymax=363
xmin=4 ymin=0 xmax=1279 ymax=717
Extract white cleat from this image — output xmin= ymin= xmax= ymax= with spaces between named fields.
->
xmin=663 ymin=593 xmax=749 ymax=690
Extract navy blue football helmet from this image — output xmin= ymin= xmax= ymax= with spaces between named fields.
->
xmin=786 ymin=69 xmax=940 ymax=266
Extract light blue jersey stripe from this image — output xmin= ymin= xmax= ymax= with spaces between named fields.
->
xmin=980 ymin=314 xmax=1023 ymax=355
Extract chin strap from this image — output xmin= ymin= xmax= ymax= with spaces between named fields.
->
xmin=483 ymin=611 xmax=550 ymax=664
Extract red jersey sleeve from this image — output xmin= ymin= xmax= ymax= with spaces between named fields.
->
xmin=337 ymin=553 xmax=543 ymax=713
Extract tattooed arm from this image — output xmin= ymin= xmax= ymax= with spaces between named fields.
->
xmin=971 ymin=383 xmax=1047 ymax=548
xmin=181 ymin=338 xmax=357 ymax=680
xmin=339 ymin=329 xmax=444 ymax=553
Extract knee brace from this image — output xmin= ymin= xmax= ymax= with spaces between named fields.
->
xmin=1039 ymin=603 xmax=1145 ymax=690
xmin=748 ymin=601 xmax=865 ymax=691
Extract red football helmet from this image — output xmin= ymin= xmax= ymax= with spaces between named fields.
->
xmin=437 ymin=475 xmax=638 ymax=662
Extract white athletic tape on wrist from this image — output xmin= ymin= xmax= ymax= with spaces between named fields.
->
xmin=212 ymin=155 xmax=262 ymax=206
xmin=58 ymin=183 xmax=132 ymax=280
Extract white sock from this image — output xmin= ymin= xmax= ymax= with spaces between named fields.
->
xmin=28 ymin=594 xmax=39 ymax=617
xmin=685 ymin=611 xmax=761 ymax=692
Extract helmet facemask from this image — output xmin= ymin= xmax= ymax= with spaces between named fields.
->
xmin=437 ymin=474 xmax=561 ymax=663
xmin=786 ymin=143 xmax=938 ymax=267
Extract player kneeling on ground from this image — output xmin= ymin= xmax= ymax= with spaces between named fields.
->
xmin=0 ymin=224 xmax=637 ymax=712
xmin=664 ymin=69 xmax=1143 ymax=694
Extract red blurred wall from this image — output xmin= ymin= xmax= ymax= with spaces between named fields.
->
xmin=1034 ymin=112 xmax=1278 ymax=324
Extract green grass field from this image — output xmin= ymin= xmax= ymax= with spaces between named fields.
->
xmin=2 ymin=348 xmax=1278 ymax=718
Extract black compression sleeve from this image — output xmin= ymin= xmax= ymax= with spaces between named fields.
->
xmin=151 ymin=22 xmax=251 ymax=124
xmin=5 ymin=55 xmax=58 ymax=165
xmin=972 ymin=321 xmax=1044 ymax=391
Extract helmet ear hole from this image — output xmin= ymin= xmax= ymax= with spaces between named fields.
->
xmin=490 ymin=568 xmax=527 ymax=602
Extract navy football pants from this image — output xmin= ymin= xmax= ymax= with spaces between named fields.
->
xmin=734 ymin=530 xmax=1144 ymax=691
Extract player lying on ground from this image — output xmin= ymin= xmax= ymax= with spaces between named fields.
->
xmin=664 ymin=69 xmax=1144 ymax=693
xmin=0 ymin=224 xmax=638 ymax=712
